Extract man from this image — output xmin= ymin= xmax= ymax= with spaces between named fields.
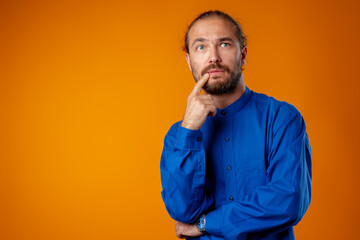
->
xmin=160 ymin=10 xmax=311 ymax=240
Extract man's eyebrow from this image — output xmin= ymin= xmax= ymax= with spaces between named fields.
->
xmin=217 ymin=37 xmax=235 ymax=42
xmin=191 ymin=38 xmax=207 ymax=47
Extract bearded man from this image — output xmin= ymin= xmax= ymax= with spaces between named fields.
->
xmin=160 ymin=10 xmax=312 ymax=240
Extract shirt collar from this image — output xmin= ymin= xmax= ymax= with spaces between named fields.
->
xmin=214 ymin=86 xmax=252 ymax=118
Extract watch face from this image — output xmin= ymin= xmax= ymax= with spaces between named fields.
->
xmin=196 ymin=216 xmax=206 ymax=232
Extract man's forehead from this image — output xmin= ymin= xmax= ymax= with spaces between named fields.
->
xmin=188 ymin=17 xmax=237 ymax=43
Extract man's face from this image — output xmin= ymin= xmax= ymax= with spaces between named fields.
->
xmin=185 ymin=17 xmax=247 ymax=95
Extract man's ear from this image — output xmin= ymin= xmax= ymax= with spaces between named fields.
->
xmin=185 ymin=53 xmax=192 ymax=71
xmin=241 ymin=46 xmax=248 ymax=66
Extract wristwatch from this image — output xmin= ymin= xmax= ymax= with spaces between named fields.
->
xmin=195 ymin=214 xmax=207 ymax=232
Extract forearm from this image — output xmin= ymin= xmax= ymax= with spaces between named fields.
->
xmin=206 ymin=176 xmax=311 ymax=238
xmin=175 ymin=221 xmax=205 ymax=239
xmin=160 ymin=123 xmax=214 ymax=223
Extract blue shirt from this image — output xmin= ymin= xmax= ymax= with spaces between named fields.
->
xmin=160 ymin=87 xmax=312 ymax=240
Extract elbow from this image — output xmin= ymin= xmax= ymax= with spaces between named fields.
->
xmin=167 ymin=206 xmax=199 ymax=223
xmin=283 ymin=187 xmax=311 ymax=226
xmin=161 ymin=190 xmax=201 ymax=223
xmin=283 ymin=208 xmax=302 ymax=226
xmin=164 ymin=200 xmax=201 ymax=223
xmin=284 ymin=163 xmax=312 ymax=226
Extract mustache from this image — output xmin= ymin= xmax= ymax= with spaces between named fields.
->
xmin=201 ymin=63 xmax=231 ymax=76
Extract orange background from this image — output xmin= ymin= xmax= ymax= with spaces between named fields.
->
xmin=1 ymin=0 xmax=359 ymax=239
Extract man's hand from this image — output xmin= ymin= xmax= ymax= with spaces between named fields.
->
xmin=181 ymin=73 xmax=217 ymax=130
xmin=175 ymin=221 xmax=204 ymax=239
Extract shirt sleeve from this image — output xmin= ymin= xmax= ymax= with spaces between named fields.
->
xmin=160 ymin=122 xmax=214 ymax=223
xmin=205 ymin=111 xmax=312 ymax=239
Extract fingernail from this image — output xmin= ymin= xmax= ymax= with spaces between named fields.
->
xmin=204 ymin=73 xmax=209 ymax=78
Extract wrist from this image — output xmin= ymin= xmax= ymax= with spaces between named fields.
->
xmin=195 ymin=214 xmax=207 ymax=233
xmin=180 ymin=120 xmax=199 ymax=130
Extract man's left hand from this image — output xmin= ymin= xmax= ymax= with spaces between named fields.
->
xmin=175 ymin=221 xmax=204 ymax=239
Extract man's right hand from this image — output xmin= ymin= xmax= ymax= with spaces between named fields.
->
xmin=181 ymin=73 xmax=217 ymax=130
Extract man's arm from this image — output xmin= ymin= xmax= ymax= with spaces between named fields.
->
xmin=203 ymin=110 xmax=312 ymax=239
xmin=160 ymin=73 xmax=216 ymax=223
xmin=160 ymin=123 xmax=214 ymax=223
xmin=174 ymin=221 xmax=204 ymax=239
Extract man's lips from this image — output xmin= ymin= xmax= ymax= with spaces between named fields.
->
xmin=207 ymin=69 xmax=225 ymax=76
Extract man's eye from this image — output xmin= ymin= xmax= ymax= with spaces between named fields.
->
xmin=221 ymin=43 xmax=230 ymax=47
xmin=196 ymin=45 xmax=204 ymax=51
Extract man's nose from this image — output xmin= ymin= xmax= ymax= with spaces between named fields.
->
xmin=209 ymin=47 xmax=221 ymax=64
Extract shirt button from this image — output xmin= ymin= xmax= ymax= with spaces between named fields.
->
xmin=229 ymin=196 xmax=234 ymax=201
xmin=221 ymin=110 xmax=226 ymax=116
xmin=197 ymin=137 xmax=201 ymax=142
xmin=225 ymin=137 xmax=230 ymax=142
xmin=227 ymin=165 xmax=232 ymax=171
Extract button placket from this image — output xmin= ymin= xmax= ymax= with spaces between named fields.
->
xmin=221 ymin=117 xmax=237 ymax=206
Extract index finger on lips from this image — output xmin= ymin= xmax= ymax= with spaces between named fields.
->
xmin=190 ymin=73 xmax=209 ymax=96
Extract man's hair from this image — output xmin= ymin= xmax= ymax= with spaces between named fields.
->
xmin=183 ymin=10 xmax=247 ymax=53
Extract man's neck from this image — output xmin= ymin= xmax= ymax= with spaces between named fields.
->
xmin=210 ymin=77 xmax=246 ymax=109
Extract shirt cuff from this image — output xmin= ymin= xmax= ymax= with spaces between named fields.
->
xmin=176 ymin=125 xmax=203 ymax=150
xmin=205 ymin=209 xmax=222 ymax=236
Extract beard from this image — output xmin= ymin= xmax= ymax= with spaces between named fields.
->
xmin=192 ymin=63 xmax=242 ymax=95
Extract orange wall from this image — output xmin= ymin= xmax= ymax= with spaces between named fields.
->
xmin=1 ymin=0 xmax=359 ymax=239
